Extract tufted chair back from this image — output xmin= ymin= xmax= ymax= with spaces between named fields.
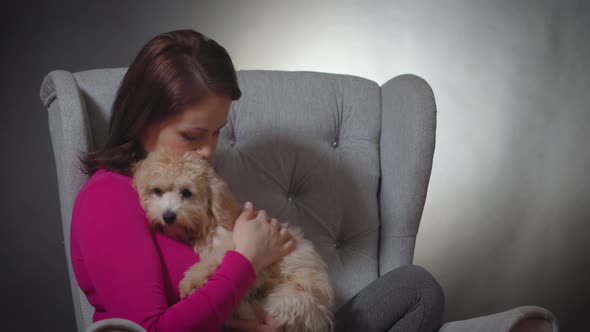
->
xmin=40 ymin=68 xmax=436 ymax=332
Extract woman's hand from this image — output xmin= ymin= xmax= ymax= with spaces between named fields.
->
xmin=233 ymin=202 xmax=295 ymax=273
xmin=226 ymin=304 xmax=284 ymax=332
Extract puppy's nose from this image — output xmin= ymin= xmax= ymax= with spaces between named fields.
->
xmin=163 ymin=211 xmax=177 ymax=224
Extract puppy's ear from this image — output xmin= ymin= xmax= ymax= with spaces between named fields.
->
xmin=209 ymin=174 xmax=241 ymax=231
xmin=131 ymin=151 xmax=161 ymax=194
xmin=131 ymin=159 xmax=145 ymax=192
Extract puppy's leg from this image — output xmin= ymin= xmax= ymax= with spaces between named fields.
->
xmin=179 ymin=233 xmax=236 ymax=298
xmin=179 ymin=254 xmax=220 ymax=298
xmin=232 ymin=298 xmax=257 ymax=321
xmin=262 ymin=233 xmax=334 ymax=332
xmin=261 ymin=281 xmax=334 ymax=332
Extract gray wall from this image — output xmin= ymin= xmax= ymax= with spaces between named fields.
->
xmin=3 ymin=0 xmax=587 ymax=331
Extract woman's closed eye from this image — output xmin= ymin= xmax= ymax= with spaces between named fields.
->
xmin=182 ymin=134 xmax=195 ymax=141
xmin=181 ymin=131 xmax=220 ymax=142
xmin=181 ymin=132 xmax=203 ymax=142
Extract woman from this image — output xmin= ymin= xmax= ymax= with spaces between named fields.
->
xmin=72 ymin=29 xmax=444 ymax=332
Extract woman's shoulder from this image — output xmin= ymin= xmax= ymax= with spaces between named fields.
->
xmin=75 ymin=168 xmax=138 ymax=206
xmin=71 ymin=169 xmax=153 ymax=256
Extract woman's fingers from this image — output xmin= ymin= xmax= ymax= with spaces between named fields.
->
xmin=239 ymin=202 xmax=255 ymax=221
xmin=282 ymin=239 xmax=296 ymax=254
xmin=279 ymin=226 xmax=288 ymax=237
xmin=251 ymin=210 xmax=291 ymax=243
xmin=252 ymin=303 xmax=273 ymax=324
xmin=226 ymin=318 xmax=283 ymax=332
xmin=256 ymin=210 xmax=268 ymax=222
xmin=226 ymin=319 xmax=259 ymax=332
xmin=269 ymin=218 xmax=280 ymax=231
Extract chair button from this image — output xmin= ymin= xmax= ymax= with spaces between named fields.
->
xmin=332 ymin=140 xmax=338 ymax=148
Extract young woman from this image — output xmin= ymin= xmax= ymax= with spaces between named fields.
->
xmin=72 ymin=29 xmax=444 ymax=332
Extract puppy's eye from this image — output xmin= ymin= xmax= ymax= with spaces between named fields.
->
xmin=180 ymin=189 xmax=192 ymax=198
xmin=153 ymin=188 xmax=163 ymax=197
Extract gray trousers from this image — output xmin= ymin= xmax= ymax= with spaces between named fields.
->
xmin=334 ymin=265 xmax=445 ymax=332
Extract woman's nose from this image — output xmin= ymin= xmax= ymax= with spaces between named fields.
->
xmin=196 ymin=142 xmax=214 ymax=160
xmin=198 ymin=148 xmax=212 ymax=160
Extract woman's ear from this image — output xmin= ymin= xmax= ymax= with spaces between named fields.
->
xmin=208 ymin=174 xmax=241 ymax=231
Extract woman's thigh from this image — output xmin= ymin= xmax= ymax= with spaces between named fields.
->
xmin=334 ymin=265 xmax=445 ymax=332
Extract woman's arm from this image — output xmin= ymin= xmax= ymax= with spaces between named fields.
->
xmin=71 ymin=175 xmax=256 ymax=332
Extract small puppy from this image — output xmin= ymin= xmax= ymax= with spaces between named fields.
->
xmin=132 ymin=150 xmax=334 ymax=332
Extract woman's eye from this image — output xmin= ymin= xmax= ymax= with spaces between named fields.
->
xmin=153 ymin=188 xmax=163 ymax=197
xmin=180 ymin=189 xmax=192 ymax=198
xmin=213 ymin=130 xmax=221 ymax=136
xmin=182 ymin=133 xmax=197 ymax=142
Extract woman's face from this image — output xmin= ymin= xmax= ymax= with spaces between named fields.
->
xmin=141 ymin=94 xmax=231 ymax=160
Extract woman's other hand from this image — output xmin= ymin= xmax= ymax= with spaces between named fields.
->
xmin=226 ymin=304 xmax=284 ymax=332
xmin=232 ymin=202 xmax=295 ymax=273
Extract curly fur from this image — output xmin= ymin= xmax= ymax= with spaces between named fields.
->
xmin=132 ymin=149 xmax=334 ymax=332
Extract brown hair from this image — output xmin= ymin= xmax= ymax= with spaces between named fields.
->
xmin=81 ymin=29 xmax=241 ymax=176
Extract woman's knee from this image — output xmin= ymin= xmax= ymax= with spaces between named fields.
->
xmin=396 ymin=265 xmax=445 ymax=329
xmin=334 ymin=265 xmax=445 ymax=332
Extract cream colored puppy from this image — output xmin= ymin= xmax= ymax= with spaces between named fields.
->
xmin=132 ymin=150 xmax=334 ymax=332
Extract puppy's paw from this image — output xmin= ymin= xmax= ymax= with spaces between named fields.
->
xmin=178 ymin=276 xmax=198 ymax=299
xmin=178 ymin=263 xmax=214 ymax=298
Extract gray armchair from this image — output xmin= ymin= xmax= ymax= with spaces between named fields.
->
xmin=39 ymin=68 xmax=559 ymax=332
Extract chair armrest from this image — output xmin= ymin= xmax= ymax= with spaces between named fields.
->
xmin=85 ymin=319 xmax=146 ymax=332
xmin=379 ymin=74 xmax=437 ymax=274
xmin=439 ymin=306 xmax=559 ymax=332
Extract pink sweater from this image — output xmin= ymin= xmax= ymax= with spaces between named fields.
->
xmin=70 ymin=169 xmax=256 ymax=332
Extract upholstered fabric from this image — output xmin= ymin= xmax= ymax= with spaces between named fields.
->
xmin=379 ymin=74 xmax=436 ymax=274
xmin=41 ymin=71 xmax=96 ymax=331
xmin=84 ymin=318 xmax=146 ymax=332
xmin=40 ymin=68 xmax=558 ymax=332
xmin=439 ymin=306 xmax=559 ymax=332
xmin=211 ymin=70 xmax=383 ymax=309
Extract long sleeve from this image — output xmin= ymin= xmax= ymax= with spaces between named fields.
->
xmin=70 ymin=171 xmax=256 ymax=332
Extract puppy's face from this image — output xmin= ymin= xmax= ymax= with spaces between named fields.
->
xmin=132 ymin=150 xmax=215 ymax=242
